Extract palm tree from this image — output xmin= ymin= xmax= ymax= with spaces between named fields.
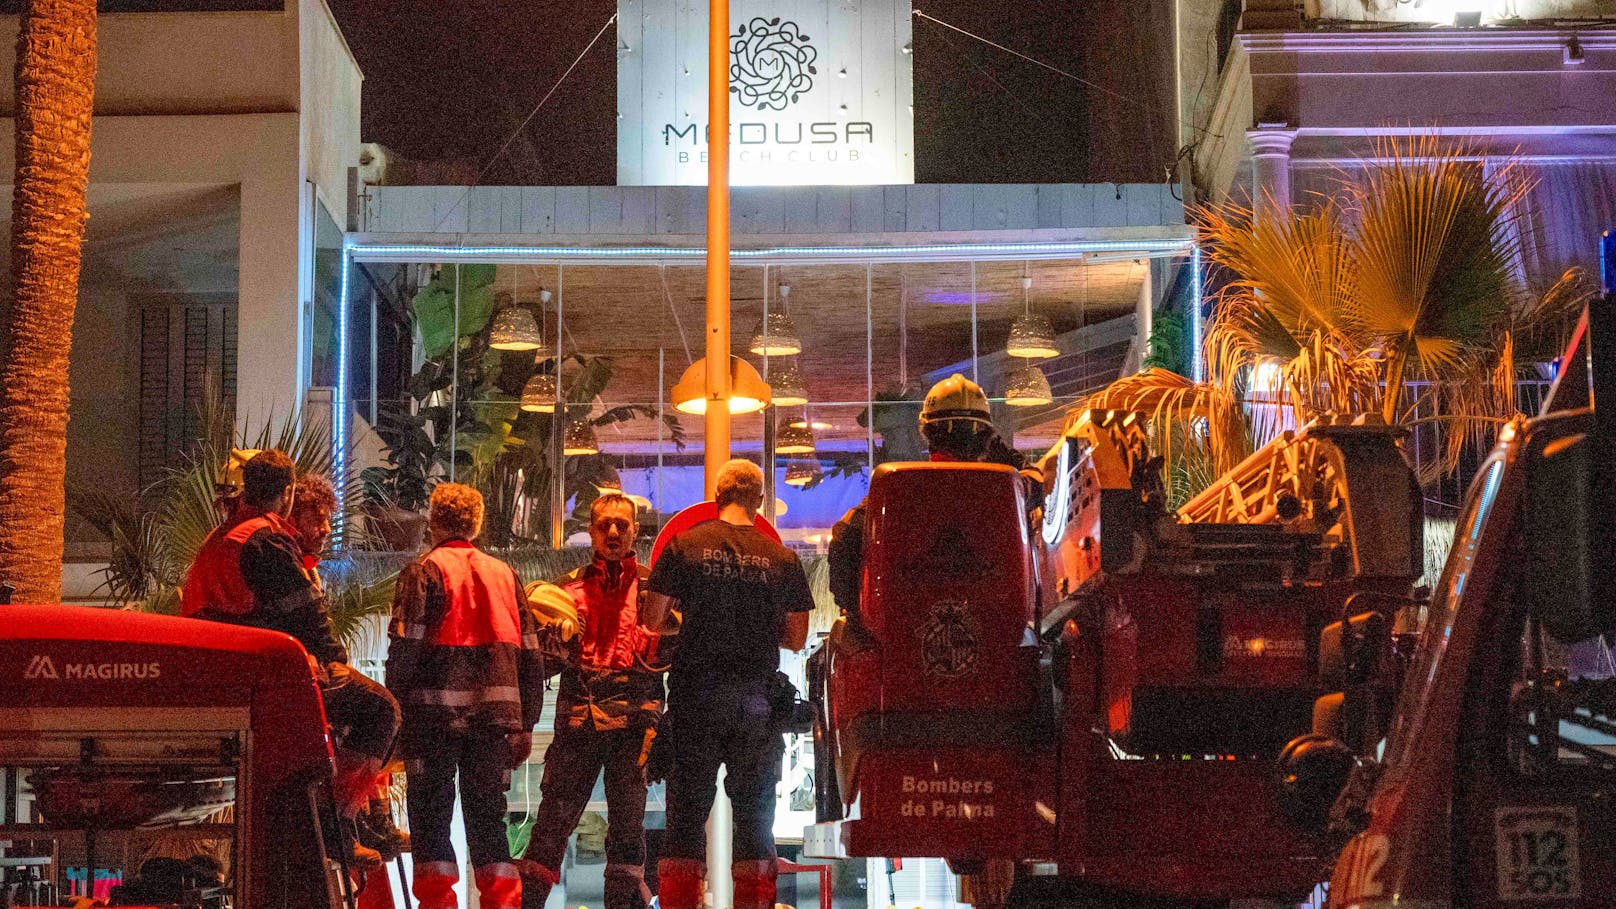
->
xmin=0 ymin=0 xmax=97 ymax=603
xmin=1090 ymin=134 xmax=1592 ymax=494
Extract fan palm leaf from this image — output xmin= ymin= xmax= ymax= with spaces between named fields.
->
xmin=1346 ymin=134 xmax=1526 ymax=422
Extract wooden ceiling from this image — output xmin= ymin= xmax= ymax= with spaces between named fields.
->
xmin=479 ymin=257 xmax=1148 ymax=454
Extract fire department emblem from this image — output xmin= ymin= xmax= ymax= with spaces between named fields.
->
xmin=918 ymin=600 xmax=979 ymax=678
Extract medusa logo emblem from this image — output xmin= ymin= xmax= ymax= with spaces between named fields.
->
xmin=917 ymin=600 xmax=979 ymax=678
xmin=729 ymin=17 xmax=818 ymax=111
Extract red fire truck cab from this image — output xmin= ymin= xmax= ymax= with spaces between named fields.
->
xmin=0 ymin=604 xmax=347 ymax=909
xmin=1317 ymin=300 xmax=1616 ymax=908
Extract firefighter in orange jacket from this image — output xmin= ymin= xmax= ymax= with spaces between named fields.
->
xmin=183 ymin=450 xmax=401 ymax=865
xmin=386 ymin=483 xmax=546 ymax=909
xmin=517 ymin=492 xmax=663 ymax=909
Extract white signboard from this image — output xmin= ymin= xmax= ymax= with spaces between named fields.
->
xmin=618 ymin=0 xmax=915 ymax=186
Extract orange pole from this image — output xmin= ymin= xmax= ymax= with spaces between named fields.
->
xmin=703 ymin=0 xmax=732 ymax=499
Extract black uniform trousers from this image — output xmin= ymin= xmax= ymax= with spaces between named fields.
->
xmin=323 ymin=666 xmax=401 ymax=762
xmin=523 ymin=717 xmax=655 ymax=909
xmin=661 ymin=677 xmax=782 ymax=863
xmin=405 ymin=726 xmax=516 ymax=869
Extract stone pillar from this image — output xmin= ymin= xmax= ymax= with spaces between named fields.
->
xmin=1248 ymin=128 xmax=1297 ymax=225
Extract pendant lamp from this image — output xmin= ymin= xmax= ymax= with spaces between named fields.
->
xmin=768 ymin=360 xmax=808 ymax=408
xmin=1007 ymin=275 xmax=1058 ymax=359
xmin=671 ymin=356 xmax=772 ymax=415
xmin=526 ymin=288 xmax=554 ymax=361
xmin=563 ymin=419 xmax=600 ymax=456
xmin=520 ymin=372 xmax=557 ymax=412
xmin=1004 ymin=363 xmax=1054 ymax=407
xmin=784 ymin=460 xmax=820 ymax=487
xmin=749 ymin=285 xmax=803 ymax=356
xmin=490 ymin=279 xmax=543 ymax=352
xmin=776 ymin=421 xmax=816 ymax=455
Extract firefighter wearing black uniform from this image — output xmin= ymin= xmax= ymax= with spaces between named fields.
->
xmin=517 ymin=493 xmax=663 ymax=909
xmin=829 ymin=374 xmax=1043 ymax=638
xmin=387 ymin=483 xmax=546 ymax=909
xmin=181 ymin=449 xmax=401 ymax=865
xmin=640 ymin=460 xmax=815 ymax=909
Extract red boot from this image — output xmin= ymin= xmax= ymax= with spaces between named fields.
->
xmin=731 ymin=860 xmax=778 ymax=909
xmin=656 ymin=858 xmax=706 ymax=909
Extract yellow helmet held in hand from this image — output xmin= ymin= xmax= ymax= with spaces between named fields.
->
xmin=919 ymin=374 xmax=992 ymax=429
xmin=525 ymin=581 xmax=582 ymax=669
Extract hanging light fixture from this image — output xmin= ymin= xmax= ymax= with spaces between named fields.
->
xmin=749 ymin=284 xmax=803 ymax=356
xmin=776 ymin=421 xmax=816 ymax=455
xmin=490 ymin=270 xmax=543 ymax=351
xmin=520 ymin=372 xmax=557 ymax=412
xmin=1007 ymin=273 xmax=1058 ymax=359
xmin=1004 ymin=364 xmax=1054 ymax=407
xmin=768 ymin=359 xmax=808 ymax=407
xmin=784 ymin=460 xmax=820 ymax=487
xmin=526 ymin=287 xmax=553 ymax=361
xmin=670 ymin=356 xmax=772 ymax=415
xmin=563 ymin=419 xmax=599 ymax=456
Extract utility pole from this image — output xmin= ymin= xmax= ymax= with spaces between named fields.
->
xmin=704 ymin=0 xmax=733 ymax=499
xmin=704 ymin=1 xmax=735 ymax=906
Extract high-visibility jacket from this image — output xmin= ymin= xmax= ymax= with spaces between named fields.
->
xmin=552 ymin=555 xmax=663 ymax=732
xmin=386 ymin=540 xmax=545 ymax=756
xmin=182 ymin=508 xmax=347 ymax=664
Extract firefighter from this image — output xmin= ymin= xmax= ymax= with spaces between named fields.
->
xmin=287 ymin=474 xmax=409 ymax=859
xmin=827 ymin=373 xmax=1043 ymax=641
xmin=182 ymin=450 xmax=399 ymax=865
xmin=386 ymin=483 xmax=546 ymax=909
xmin=639 ymin=460 xmax=815 ymax=909
xmin=516 ymin=493 xmax=663 ymax=909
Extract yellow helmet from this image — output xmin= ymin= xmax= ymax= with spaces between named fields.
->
xmin=525 ymin=581 xmax=583 ymax=669
xmin=920 ymin=374 xmax=992 ymax=428
xmin=215 ymin=448 xmax=263 ymax=497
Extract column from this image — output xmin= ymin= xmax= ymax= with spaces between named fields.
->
xmin=1247 ymin=128 xmax=1297 ymax=226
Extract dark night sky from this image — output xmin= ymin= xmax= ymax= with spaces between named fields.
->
xmin=325 ymin=0 xmax=1177 ymax=187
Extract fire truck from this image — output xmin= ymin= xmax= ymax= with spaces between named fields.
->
xmin=804 ymin=397 xmax=1423 ymax=905
xmin=0 ymin=604 xmax=356 ymax=908
xmin=1315 ymin=269 xmax=1616 ymax=907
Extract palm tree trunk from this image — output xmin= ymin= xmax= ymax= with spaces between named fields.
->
xmin=0 ymin=0 xmax=97 ymax=603
xmin=1380 ymin=339 xmax=1410 ymax=426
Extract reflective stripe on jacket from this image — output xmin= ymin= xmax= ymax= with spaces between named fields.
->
xmin=387 ymin=540 xmax=544 ymax=753
xmin=553 ymin=557 xmax=663 ymax=731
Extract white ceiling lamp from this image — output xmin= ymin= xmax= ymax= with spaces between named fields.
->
xmin=749 ymin=284 xmax=803 ymax=356
xmin=1006 ymin=268 xmax=1058 ymax=359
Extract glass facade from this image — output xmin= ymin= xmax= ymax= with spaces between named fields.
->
xmin=331 ymin=248 xmax=1189 ymax=907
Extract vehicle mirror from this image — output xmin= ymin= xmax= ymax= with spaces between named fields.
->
xmin=1523 ymin=430 xmax=1615 ymax=642
xmin=1312 ymin=692 xmax=1344 ymax=741
xmin=1276 ymin=733 xmax=1354 ymax=833
xmin=1318 ymin=611 xmax=1388 ymax=689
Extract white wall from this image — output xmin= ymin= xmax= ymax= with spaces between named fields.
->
xmin=1304 ymin=0 xmax=1615 ymax=23
xmin=300 ymin=0 xmax=363 ymax=220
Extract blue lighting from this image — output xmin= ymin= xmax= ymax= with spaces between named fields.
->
xmin=334 ymin=238 xmax=352 ymax=538
xmin=1189 ymin=242 xmax=1204 ymax=382
xmin=347 ymin=238 xmax=1195 ymax=263
xmin=1602 ymin=229 xmax=1615 ymax=296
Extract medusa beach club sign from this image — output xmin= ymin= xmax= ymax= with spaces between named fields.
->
xmin=617 ymin=0 xmax=915 ymax=186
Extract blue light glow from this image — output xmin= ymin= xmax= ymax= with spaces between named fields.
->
xmin=347 ymin=238 xmax=1196 ymax=263
xmin=1190 ymin=241 xmax=1204 ymax=382
xmin=334 ymin=239 xmax=351 ymax=539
